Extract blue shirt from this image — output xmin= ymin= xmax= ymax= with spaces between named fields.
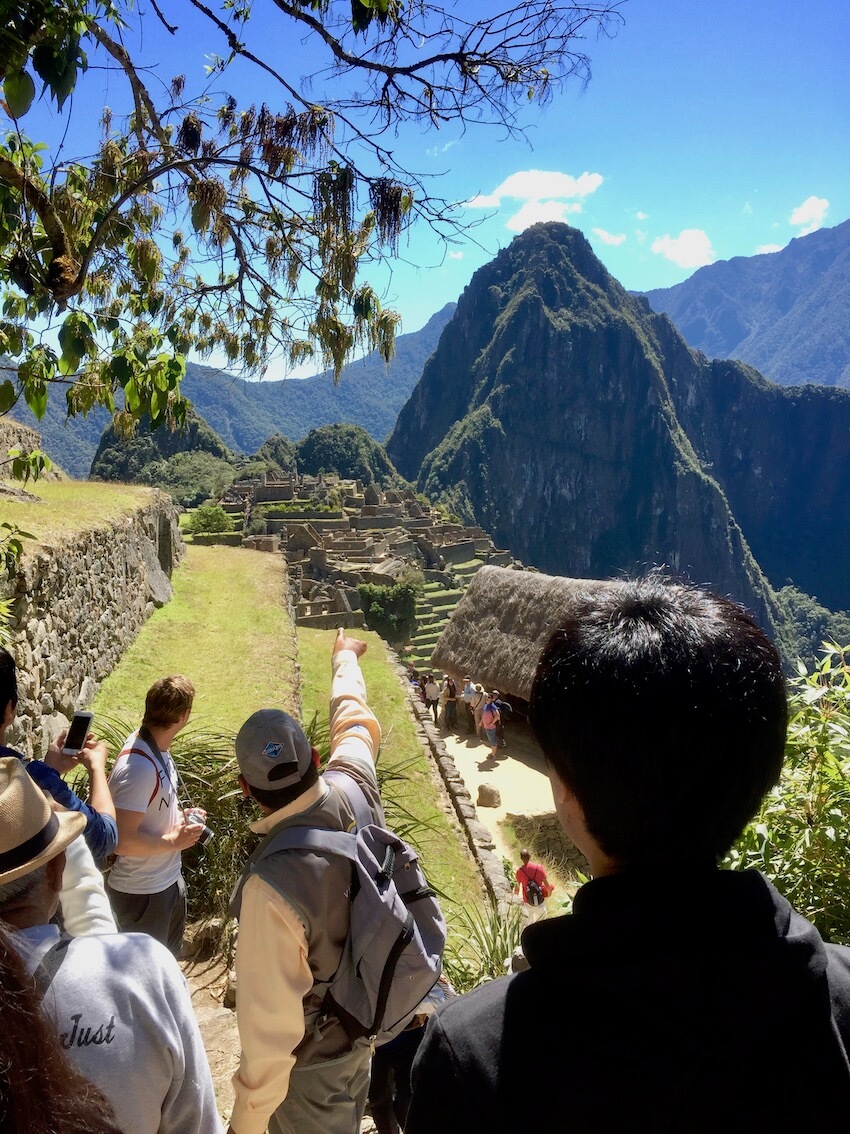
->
xmin=1 ymin=745 xmax=118 ymax=864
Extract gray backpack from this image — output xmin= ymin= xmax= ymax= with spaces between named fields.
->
xmin=234 ymin=771 xmax=446 ymax=1046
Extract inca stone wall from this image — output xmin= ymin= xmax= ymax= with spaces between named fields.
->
xmin=0 ymin=418 xmax=42 ymax=461
xmin=507 ymin=811 xmax=589 ymax=877
xmin=6 ymin=495 xmax=184 ymax=757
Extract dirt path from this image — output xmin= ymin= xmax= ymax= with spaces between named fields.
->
xmin=439 ymin=717 xmax=554 ymax=865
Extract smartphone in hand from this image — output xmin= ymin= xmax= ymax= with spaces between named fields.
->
xmin=62 ymin=711 xmax=94 ymax=756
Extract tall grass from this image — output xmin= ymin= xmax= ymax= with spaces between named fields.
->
xmin=442 ymin=898 xmax=526 ymax=994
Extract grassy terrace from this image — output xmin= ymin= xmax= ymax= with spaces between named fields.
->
xmin=94 ymin=543 xmax=298 ymax=731
xmin=298 ymin=626 xmax=478 ymax=909
xmin=2 ymin=480 xmax=157 ymax=547
xmin=88 ymin=539 xmax=474 ymax=912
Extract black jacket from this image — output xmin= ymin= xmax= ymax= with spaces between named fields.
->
xmin=407 ymin=869 xmax=850 ymax=1132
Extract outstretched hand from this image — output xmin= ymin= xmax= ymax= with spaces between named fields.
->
xmin=334 ymin=627 xmax=367 ymax=658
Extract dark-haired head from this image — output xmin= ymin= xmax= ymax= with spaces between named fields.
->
xmin=529 ymin=576 xmax=787 ymax=865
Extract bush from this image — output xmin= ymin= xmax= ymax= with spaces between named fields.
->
xmin=725 ymin=644 xmax=850 ymax=944
xmin=186 ymin=503 xmax=236 ymax=534
xmin=358 ymin=582 xmax=418 ymax=643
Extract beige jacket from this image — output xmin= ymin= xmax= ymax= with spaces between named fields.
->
xmin=229 ymin=649 xmax=381 ymax=1134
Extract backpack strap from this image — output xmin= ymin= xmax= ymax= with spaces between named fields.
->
xmin=32 ymin=934 xmax=72 ymax=1000
xmin=123 ymin=748 xmax=164 ymax=806
xmin=231 ymin=772 xmax=379 ymax=917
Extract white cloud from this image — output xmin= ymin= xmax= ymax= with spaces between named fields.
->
xmin=635 ymin=210 xmax=649 ymax=221
xmin=755 ymin=243 xmax=783 ymax=255
xmin=496 ymin=170 xmax=602 ymax=200
xmin=505 ymin=200 xmax=583 ymax=232
xmin=635 ymin=228 xmax=647 ymax=244
xmin=427 ymin=139 xmax=459 ymax=158
xmin=651 ymin=228 xmax=716 ymax=269
xmin=592 ymin=227 xmax=627 ymax=247
xmin=742 ymin=201 xmax=754 ymax=215
xmin=448 ymin=250 xmax=464 ymax=260
xmin=464 ymin=169 xmax=603 ymax=215
xmin=789 ymin=195 xmax=829 ymax=235
xmin=465 ymin=193 xmax=501 ymax=209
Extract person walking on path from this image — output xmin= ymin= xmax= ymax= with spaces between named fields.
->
xmin=491 ymin=690 xmax=511 ymax=749
xmin=514 ymin=849 xmax=552 ymax=923
xmin=480 ymin=693 xmax=501 ymax=759
xmin=471 ymin=684 xmax=487 ymax=737
xmin=227 ymin=629 xmax=385 ymax=1134
xmin=424 ymin=675 xmax=441 ymax=725
xmin=107 ymin=675 xmax=205 ymax=957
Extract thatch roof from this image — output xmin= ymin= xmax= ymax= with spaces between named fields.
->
xmin=431 ymin=567 xmax=614 ymax=702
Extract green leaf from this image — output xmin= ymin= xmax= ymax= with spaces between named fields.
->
xmin=24 ymin=382 xmax=48 ymax=420
xmin=125 ymin=378 xmax=141 ymax=414
xmin=3 ymin=70 xmax=36 ymax=118
xmin=0 ymin=380 xmax=16 ymax=414
xmin=110 ymin=355 xmax=132 ymax=387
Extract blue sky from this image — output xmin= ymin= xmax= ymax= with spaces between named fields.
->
xmin=9 ymin=0 xmax=849 ymax=374
xmin=383 ymin=0 xmax=850 ymax=332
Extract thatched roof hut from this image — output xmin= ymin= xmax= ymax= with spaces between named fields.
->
xmin=431 ymin=567 xmax=614 ymax=701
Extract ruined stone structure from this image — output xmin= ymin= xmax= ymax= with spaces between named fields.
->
xmin=219 ymin=472 xmax=521 ymax=659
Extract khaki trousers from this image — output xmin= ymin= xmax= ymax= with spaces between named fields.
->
xmin=268 ymin=1043 xmax=371 ymax=1134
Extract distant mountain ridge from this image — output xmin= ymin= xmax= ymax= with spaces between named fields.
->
xmin=6 ymin=302 xmax=455 ymax=477
xmin=387 ymin=222 xmax=850 ymax=653
xmin=642 ymin=219 xmax=850 ymax=387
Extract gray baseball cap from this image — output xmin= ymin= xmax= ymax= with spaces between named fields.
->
xmin=235 ymin=709 xmax=314 ymax=791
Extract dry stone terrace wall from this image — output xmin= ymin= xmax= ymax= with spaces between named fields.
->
xmin=6 ymin=495 xmax=184 ymax=758
xmin=0 ymin=418 xmax=42 ymax=461
xmin=507 ymin=811 xmax=589 ymax=877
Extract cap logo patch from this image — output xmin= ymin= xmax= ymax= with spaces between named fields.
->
xmin=262 ymin=741 xmax=283 ymax=759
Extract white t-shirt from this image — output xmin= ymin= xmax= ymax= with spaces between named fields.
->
xmin=108 ymin=731 xmax=182 ymax=895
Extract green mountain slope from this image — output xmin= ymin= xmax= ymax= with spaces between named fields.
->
xmin=5 ymin=302 xmax=455 ymax=476
xmin=642 ymin=219 xmax=850 ymax=387
xmin=388 ymin=223 xmax=850 ymax=639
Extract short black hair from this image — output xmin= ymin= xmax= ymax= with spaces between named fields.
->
xmin=529 ymin=577 xmax=787 ymax=863
xmin=0 ymin=648 xmax=17 ymax=717
xmin=246 ymin=763 xmax=319 ymax=812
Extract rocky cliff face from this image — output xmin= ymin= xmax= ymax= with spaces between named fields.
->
xmin=387 ymin=223 xmax=850 ymax=628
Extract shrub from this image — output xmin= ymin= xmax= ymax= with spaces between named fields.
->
xmin=358 ymin=582 xmax=418 ymax=643
xmin=186 ymin=503 xmax=236 ymax=534
xmin=725 ymin=644 xmax=850 ymax=944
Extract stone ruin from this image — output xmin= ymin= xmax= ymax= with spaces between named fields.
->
xmin=216 ymin=471 xmax=520 ymax=640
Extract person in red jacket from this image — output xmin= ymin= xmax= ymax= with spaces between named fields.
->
xmin=514 ymin=849 xmax=552 ymax=922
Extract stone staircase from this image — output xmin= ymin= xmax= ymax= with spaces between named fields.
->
xmin=406 ymin=572 xmax=480 ymax=671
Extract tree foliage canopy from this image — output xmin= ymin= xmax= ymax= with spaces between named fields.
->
xmin=295 ymin=422 xmax=398 ymax=484
xmin=0 ymin=0 xmax=622 ymax=449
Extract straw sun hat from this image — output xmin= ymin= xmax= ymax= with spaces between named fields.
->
xmin=0 ymin=757 xmax=85 ymax=885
